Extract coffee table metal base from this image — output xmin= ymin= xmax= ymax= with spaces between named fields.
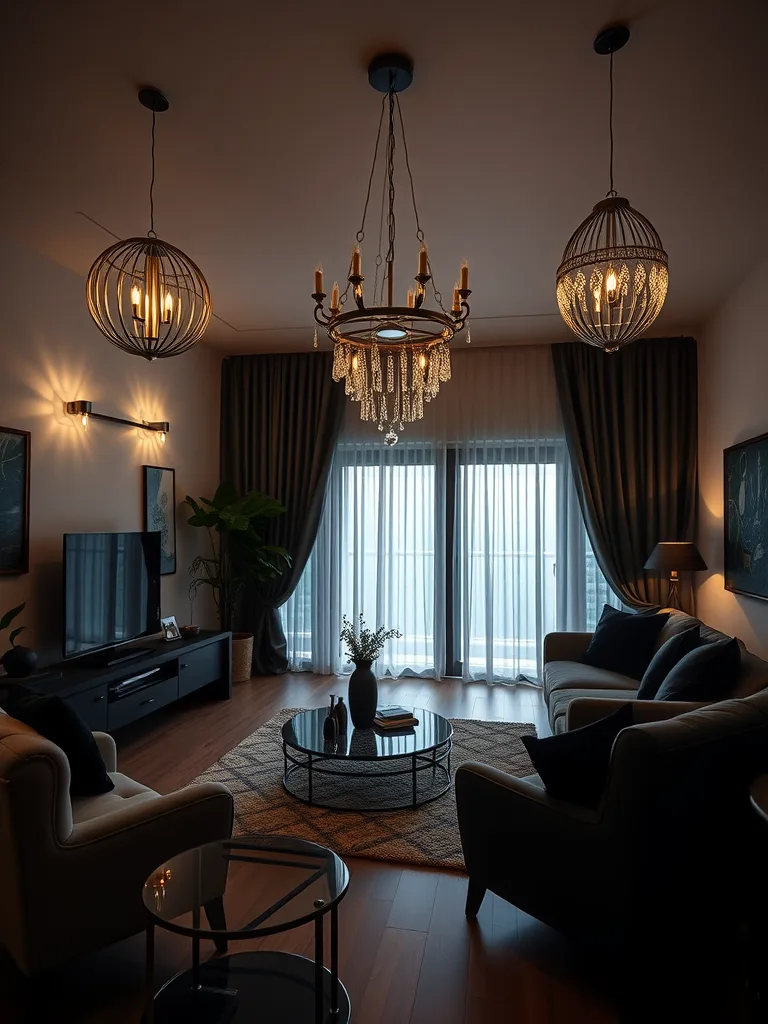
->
xmin=149 ymin=950 xmax=351 ymax=1024
xmin=283 ymin=742 xmax=452 ymax=811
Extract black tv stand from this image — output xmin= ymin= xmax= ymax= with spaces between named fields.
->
xmin=76 ymin=646 xmax=155 ymax=669
xmin=33 ymin=631 xmax=232 ymax=733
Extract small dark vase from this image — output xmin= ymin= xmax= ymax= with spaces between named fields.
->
xmin=2 ymin=646 xmax=37 ymax=678
xmin=348 ymin=661 xmax=377 ymax=729
xmin=335 ymin=695 xmax=349 ymax=734
xmin=323 ymin=696 xmax=338 ymax=744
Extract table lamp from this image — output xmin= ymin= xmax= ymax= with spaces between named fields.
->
xmin=644 ymin=542 xmax=708 ymax=610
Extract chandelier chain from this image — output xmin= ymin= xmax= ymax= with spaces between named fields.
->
xmin=385 ymin=84 xmax=397 ymax=277
xmin=355 ymin=95 xmax=387 ymax=244
xmin=395 ymin=95 xmax=425 ymax=245
xmin=148 ymin=109 xmax=157 ymax=237
xmin=608 ymin=52 xmax=616 ymax=197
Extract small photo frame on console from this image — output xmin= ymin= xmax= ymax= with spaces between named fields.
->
xmin=160 ymin=615 xmax=181 ymax=642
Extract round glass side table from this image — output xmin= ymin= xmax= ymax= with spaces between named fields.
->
xmin=143 ymin=834 xmax=350 ymax=1023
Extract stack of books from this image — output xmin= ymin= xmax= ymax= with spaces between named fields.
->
xmin=374 ymin=706 xmax=419 ymax=730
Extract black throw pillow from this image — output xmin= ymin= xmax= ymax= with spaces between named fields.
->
xmin=636 ymin=626 xmax=703 ymax=700
xmin=582 ymin=605 xmax=670 ymax=680
xmin=654 ymin=638 xmax=741 ymax=703
xmin=0 ymin=684 xmax=114 ymax=797
xmin=521 ymin=703 xmax=634 ymax=807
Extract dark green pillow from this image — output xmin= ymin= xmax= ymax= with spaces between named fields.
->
xmin=0 ymin=684 xmax=114 ymax=797
xmin=637 ymin=626 xmax=703 ymax=700
xmin=655 ymin=638 xmax=741 ymax=702
xmin=521 ymin=703 xmax=634 ymax=807
xmin=582 ymin=605 xmax=670 ymax=680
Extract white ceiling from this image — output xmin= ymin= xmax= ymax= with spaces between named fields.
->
xmin=3 ymin=0 xmax=766 ymax=353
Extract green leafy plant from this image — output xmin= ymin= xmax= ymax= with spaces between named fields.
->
xmin=339 ymin=613 xmax=402 ymax=665
xmin=0 ymin=602 xmax=28 ymax=651
xmin=185 ymin=482 xmax=291 ymax=629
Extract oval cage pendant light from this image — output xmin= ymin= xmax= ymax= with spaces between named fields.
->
xmin=312 ymin=54 xmax=472 ymax=446
xmin=86 ymin=88 xmax=211 ymax=360
xmin=556 ymin=26 xmax=668 ymax=352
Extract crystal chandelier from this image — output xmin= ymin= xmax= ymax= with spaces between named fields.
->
xmin=556 ymin=26 xmax=668 ymax=352
xmin=86 ymin=89 xmax=211 ymax=360
xmin=312 ymin=54 xmax=471 ymax=445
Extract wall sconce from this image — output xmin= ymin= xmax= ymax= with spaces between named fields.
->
xmin=66 ymin=400 xmax=169 ymax=443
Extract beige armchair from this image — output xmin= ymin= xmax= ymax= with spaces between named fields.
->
xmin=0 ymin=712 xmax=234 ymax=976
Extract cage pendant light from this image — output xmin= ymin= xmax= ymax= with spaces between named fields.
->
xmin=86 ymin=89 xmax=211 ymax=360
xmin=556 ymin=26 xmax=668 ymax=352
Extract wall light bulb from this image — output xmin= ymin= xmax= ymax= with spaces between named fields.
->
xmin=80 ymin=414 xmax=88 ymax=430
xmin=158 ymin=431 xmax=166 ymax=444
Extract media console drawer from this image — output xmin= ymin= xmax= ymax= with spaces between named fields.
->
xmin=178 ymin=642 xmax=223 ymax=698
xmin=107 ymin=677 xmax=178 ymax=731
xmin=68 ymin=684 xmax=109 ymax=732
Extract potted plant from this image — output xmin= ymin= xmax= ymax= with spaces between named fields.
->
xmin=0 ymin=602 xmax=36 ymax=678
xmin=339 ymin=614 xmax=402 ymax=728
xmin=185 ymin=482 xmax=291 ymax=683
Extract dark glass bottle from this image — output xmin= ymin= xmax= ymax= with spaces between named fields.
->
xmin=323 ymin=695 xmax=338 ymax=744
xmin=335 ymin=695 xmax=348 ymax=734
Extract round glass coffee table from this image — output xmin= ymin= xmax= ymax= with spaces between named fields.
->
xmin=282 ymin=707 xmax=453 ymax=811
xmin=143 ymin=834 xmax=350 ymax=1023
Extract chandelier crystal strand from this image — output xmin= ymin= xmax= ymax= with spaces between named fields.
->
xmin=311 ymin=54 xmax=472 ymax=443
xmin=555 ymin=26 xmax=668 ymax=351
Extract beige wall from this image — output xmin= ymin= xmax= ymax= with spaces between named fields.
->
xmin=0 ymin=238 xmax=221 ymax=663
xmin=697 ymin=256 xmax=768 ymax=657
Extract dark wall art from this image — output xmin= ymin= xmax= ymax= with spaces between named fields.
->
xmin=143 ymin=465 xmax=176 ymax=575
xmin=724 ymin=431 xmax=768 ymax=601
xmin=0 ymin=427 xmax=30 ymax=575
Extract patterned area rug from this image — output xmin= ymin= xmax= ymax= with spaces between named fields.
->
xmin=195 ymin=708 xmax=536 ymax=871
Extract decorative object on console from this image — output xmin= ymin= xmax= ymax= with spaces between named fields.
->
xmin=644 ymin=541 xmax=707 ymax=610
xmin=160 ymin=615 xmax=181 ymax=642
xmin=334 ymin=695 xmax=348 ymax=734
xmin=186 ymin=482 xmax=291 ymax=683
xmin=313 ymin=54 xmax=472 ymax=446
xmin=724 ymin=431 xmax=768 ymax=601
xmin=66 ymin=401 xmax=168 ymax=443
xmin=0 ymin=426 xmax=30 ymax=575
xmin=339 ymin=614 xmax=402 ymax=728
xmin=143 ymin=465 xmax=176 ymax=574
xmin=85 ymin=88 xmax=211 ymax=360
xmin=556 ymin=25 xmax=668 ymax=351
xmin=0 ymin=601 xmax=36 ymax=677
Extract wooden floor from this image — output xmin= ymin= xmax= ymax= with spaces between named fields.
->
xmin=0 ymin=675 xmax=621 ymax=1023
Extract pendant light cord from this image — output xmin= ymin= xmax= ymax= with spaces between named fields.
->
xmin=148 ymin=109 xmax=157 ymax=237
xmin=608 ymin=51 xmax=616 ymax=196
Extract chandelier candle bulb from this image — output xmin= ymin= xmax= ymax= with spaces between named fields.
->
xmin=351 ymin=247 xmax=362 ymax=277
xmin=460 ymin=261 xmax=469 ymax=290
xmin=452 ymin=284 xmax=461 ymax=313
xmin=407 ymin=288 xmax=415 ymax=308
xmin=418 ymin=245 xmax=429 ymax=276
xmin=130 ymin=285 xmax=142 ymax=320
xmin=315 ymin=267 xmax=324 ymax=294
xmin=331 ymin=281 xmax=340 ymax=310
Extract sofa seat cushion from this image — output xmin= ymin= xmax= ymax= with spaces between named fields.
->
xmin=544 ymin=661 xmax=639 ymax=699
xmin=71 ymin=772 xmax=158 ymax=825
xmin=549 ymin=686 xmax=639 ymax=734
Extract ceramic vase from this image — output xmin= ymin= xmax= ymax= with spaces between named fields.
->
xmin=1 ymin=646 xmax=37 ymax=678
xmin=348 ymin=660 xmax=377 ymax=728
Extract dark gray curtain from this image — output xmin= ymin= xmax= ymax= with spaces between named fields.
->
xmin=220 ymin=353 xmax=345 ymax=673
xmin=551 ymin=337 xmax=698 ymax=609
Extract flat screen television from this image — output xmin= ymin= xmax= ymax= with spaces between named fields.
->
xmin=63 ymin=532 xmax=161 ymax=660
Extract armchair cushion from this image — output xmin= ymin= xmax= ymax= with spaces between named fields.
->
xmin=521 ymin=702 xmax=633 ymax=806
xmin=582 ymin=606 xmax=669 ymax=680
xmin=0 ymin=685 xmax=113 ymax=796
xmin=637 ymin=626 xmax=703 ymax=699
xmin=656 ymin=637 xmax=741 ymax=702
xmin=72 ymin=773 xmax=158 ymax=824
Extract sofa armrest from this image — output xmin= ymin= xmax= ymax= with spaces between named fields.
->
xmin=566 ymin=696 xmax=710 ymax=732
xmin=543 ymin=632 xmax=593 ymax=665
xmin=93 ymin=732 xmax=117 ymax=773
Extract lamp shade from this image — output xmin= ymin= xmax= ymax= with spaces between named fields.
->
xmin=644 ymin=542 xmax=707 ymax=573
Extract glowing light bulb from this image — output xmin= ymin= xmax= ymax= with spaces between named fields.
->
xmin=158 ymin=431 xmax=166 ymax=444
xmin=80 ymin=413 xmax=88 ymax=430
xmin=351 ymin=353 xmax=359 ymax=372
xmin=593 ymin=287 xmax=601 ymax=312
xmin=131 ymin=285 xmax=142 ymax=320
xmin=605 ymin=269 xmax=618 ymax=304
xmin=162 ymin=292 xmax=173 ymax=324
xmin=419 ymin=353 xmax=427 ymax=370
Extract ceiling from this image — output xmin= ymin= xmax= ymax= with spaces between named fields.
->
xmin=3 ymin=0 xmax=766 ymax=354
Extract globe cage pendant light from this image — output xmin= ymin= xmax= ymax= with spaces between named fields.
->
xmin=556 ymin=26 xmax=668 ymax=352
xmin=86 ymin=88 xmax=211 ymax=360
xmin=312 ymin=54 xmax=472 ymax=446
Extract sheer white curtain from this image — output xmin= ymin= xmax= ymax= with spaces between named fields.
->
xmin=281 ymin=345 xmax=620 ymax=681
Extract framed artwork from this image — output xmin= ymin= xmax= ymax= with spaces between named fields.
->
xmin=0 ymin=426 xmax=30 ymax=575
xmin=143 ymin=465 xmax=176 ymax=575
xmin=160 ymin=614 xmax=181 ymax=642
xmin=724 ymin=431 xmax=768 ymax=601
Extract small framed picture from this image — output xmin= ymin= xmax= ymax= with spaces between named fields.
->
xmin=160 ymin=615 xmax=181 ymax=642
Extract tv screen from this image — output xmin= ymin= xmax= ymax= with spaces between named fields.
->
xmin=63 ymin=532 xmax=161 ymax=659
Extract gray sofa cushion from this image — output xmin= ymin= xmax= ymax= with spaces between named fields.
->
xmin=544 ymin=660 xmax=638 ymax=699
xmin=549 ymin=686 xmax=639 ymax=734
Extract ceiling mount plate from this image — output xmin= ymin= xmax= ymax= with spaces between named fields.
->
xmin=593 ymin=24 xmax=630 ymax=55
xmin=138 ymin=87 xmax=169 ymax=113
xmin=368 ymin=54 xmax=414 ymax=93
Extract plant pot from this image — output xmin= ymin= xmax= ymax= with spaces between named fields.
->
xmin=231 ymin=632 xmax=254 ymax=683
xmin=2 ymin=646 xmax=38 ymax=678
xmin=348 ymin=660 xmax=377 ymax=728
